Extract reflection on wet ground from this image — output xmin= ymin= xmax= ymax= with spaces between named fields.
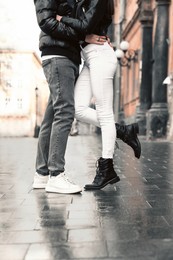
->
xmin=0 ymin=136 xmax=173 ymax=259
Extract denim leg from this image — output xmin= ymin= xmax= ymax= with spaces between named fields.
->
xmin=36 ymin=96 xmax=54 ymax=175
xmin=36 ymin=57 xmax=79 ymax=175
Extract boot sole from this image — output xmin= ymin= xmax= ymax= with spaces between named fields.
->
xmin=134 ymin=137 xmax=141 ymax=159
xmin=84 ymin=176 xmax=120 ymax=190
xmin=131 ymin=123 xmax=141 ymax=159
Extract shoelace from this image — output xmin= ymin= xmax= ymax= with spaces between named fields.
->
xmin=94 ymin=161 xmax=104 ymax=182
xmin=61 ymin=173 xmax=75 ymax=184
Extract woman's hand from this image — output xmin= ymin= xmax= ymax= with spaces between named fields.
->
xmin=106 ymin=36 xmax=113 ymax=48
xmin=56 ymin=15 xmax=62 ymax=21
xmin=85 ymin=34 xmax=108 ymax=45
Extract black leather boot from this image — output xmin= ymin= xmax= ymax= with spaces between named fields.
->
xmin=84 ymin=158 xmax=120 ymax=190
xmin=115 ymin=122 xmax=141 ymax=159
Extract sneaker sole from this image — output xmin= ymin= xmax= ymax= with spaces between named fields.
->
xmin=84 ymin=176 xmax=120 ymax=190
xmin=45 ymin=186 xmax=82 ymax=194
xmin=33 ymin=184 xmax=47 ymax=189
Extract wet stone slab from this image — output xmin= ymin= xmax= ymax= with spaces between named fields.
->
xmin=1 ymin=136 xmax=173 ymax=259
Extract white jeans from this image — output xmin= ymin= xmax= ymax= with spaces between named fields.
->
xmin=75 ymin=42 xmax=118 ymax=158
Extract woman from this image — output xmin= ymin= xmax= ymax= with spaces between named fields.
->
xmin=57 ymin=0 xmax=141 ymax=190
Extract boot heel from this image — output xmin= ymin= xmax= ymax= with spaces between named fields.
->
xmin=133 ymin=123 xmax=139 ymax=134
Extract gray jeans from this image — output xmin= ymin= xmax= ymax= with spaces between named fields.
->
xmin=36 ymin=57 xmax=79 ymax=176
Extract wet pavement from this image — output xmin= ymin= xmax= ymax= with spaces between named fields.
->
xmin=1 ymin=133 xmax=173 ymax=260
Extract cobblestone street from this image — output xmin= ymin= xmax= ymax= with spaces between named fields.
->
xmin=1 ymin=133 xmax=173 ymax=260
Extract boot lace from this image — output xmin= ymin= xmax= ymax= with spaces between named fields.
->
xmin=94 ymin=170 xmax=104 ymax=182
xmin=93 ymin=159 xmax=104 ymax=182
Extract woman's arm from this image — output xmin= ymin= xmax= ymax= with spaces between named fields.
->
xmin=60 ymin=0 xmax=107 ymax=34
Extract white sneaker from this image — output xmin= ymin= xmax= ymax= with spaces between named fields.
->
xmin=32 ymin=172 xmax=49 ymax=189
xmin=45 ymin=172 xmax=82 ymax=194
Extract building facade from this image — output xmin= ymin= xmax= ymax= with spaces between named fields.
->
xmin=0 ymin=50 xmax=48 ymax=137
xmin=113 ymin=0 xmax=173 ymax=140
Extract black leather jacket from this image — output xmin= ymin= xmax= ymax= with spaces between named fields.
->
xmin=61 ymin=0 xmax=112 ymax=37
xmin=34 ymin=0 xmax=85 ymax=64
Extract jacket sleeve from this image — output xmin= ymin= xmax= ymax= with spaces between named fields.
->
xmin=61 ymin=0 xmax=107 ymax=34
xmin=33 ymin=0 xmax=85 ymax=41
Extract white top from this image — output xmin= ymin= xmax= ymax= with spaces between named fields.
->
xmin=41 ymin=55 xmax=65 ymax=61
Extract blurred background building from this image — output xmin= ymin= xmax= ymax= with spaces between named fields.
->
xmin=0 ymin=0 xmax=49 ymax=137
xmin=113 ymin=0 xmax=173 ymax=140
xmin=0 ymin=0 xmax=173 ymax=140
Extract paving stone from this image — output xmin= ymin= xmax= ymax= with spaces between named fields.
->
xmin=1 ymin=136 xmax=173 ymax=259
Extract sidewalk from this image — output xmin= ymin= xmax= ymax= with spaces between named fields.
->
xmin=0 ymin=134 xmax=173 ymax=260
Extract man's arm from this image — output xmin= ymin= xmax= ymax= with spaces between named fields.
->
xmin=34 ymin=0 xmax=106 ymax=45
xmin=34 ymin=0 xmax=85 ymax=41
